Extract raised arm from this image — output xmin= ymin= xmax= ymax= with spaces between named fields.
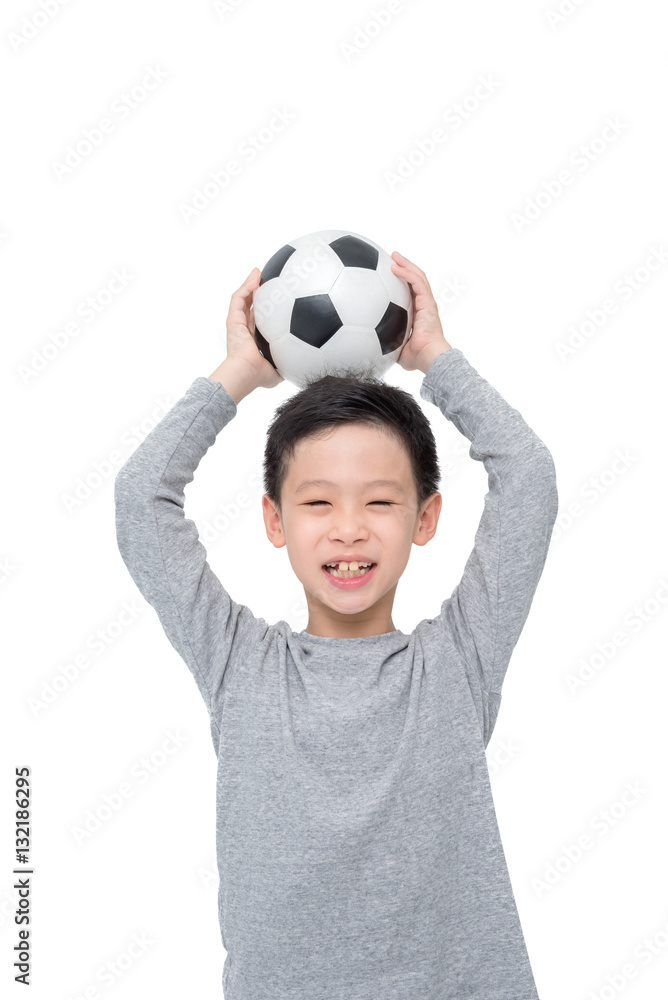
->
xmin=391 ymin=252 xmax=558 ymax=746
xmin=113 ymin=361 xmax=269 ymax=732
xmin=420 ymin=347 xmax=558 ymax=745
xmin=114 ymin=270 xmax=284 ymax=737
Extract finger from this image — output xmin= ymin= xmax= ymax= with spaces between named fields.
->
xmin=391 ymin=252 xmax=427 ymax=281
xmin=228 ymin=269 xmax=260 ymax=326
xmin=391 ymin=259 xmax=430 ymax=293
xmin=230 ymin=268 xmax=259 ymax=300
xmin=391 ymin=261 xmax=430 ymax=292
xmin=391 ymin=267 xmax=438 ymax=318
xmin=391 ymin=251 xmax=420 ymax=270
xmin=227 ymin=295 xmax=250 ymax=329
xmin=391 ymin=256 xmax=434 ymax=299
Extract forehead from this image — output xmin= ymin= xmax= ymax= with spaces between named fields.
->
xmin=285 ymin=423 xmax=413 ymax=489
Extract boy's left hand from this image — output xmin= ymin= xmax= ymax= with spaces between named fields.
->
xmin=390 ymin=252 xmax=452 ymax=372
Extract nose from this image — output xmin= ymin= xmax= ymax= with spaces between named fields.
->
xmin=328 ymin=506 xmax=370 ymax=545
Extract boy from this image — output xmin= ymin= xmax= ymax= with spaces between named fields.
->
xmin=114 ymin=251 xmax=558 ymax=999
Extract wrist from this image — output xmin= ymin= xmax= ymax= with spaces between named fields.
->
xmin=417 ymin=340 xmax=452 ymax=374
xmin=207 ymin=356 xmax=261 ymax=404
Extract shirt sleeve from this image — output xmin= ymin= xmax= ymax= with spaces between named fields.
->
xmin=113 ymin=376 xmax=270 ymax=735
xmin=419 ymin=348 xmax=559 ymax=747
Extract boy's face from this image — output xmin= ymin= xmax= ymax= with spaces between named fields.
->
xmin=262 ymin=422 xmax=441 ymax=638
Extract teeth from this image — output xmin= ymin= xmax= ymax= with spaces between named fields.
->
xmin=325 ymin=561 xmax=373 ymax=579
xmin=326 ymin=561 xmax=371 ymax=571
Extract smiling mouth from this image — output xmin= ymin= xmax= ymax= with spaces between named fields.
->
xmin=323 ymin=563 xmax=376 ymax=580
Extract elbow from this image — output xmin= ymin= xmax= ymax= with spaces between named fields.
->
xmin=537 ymin=440 xmax=557 ymax=483
xmin=538 ymin=445 xmax=559 ymax=529
xmin=113 ymin=452 xmax=146 ymax=509
xmin=524 ymin=437 xmax=559 ymax=529
xmin=113 ymin=465 xmax=146 ymax=552
xmin=113 ymin=468 xmax=133 ymax=523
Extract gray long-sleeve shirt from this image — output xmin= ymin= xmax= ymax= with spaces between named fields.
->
xmin=114 ymin=347 xmax=558 ymax=999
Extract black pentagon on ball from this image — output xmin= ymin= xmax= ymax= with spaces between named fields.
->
xmin=252 ymin=325 xmax=279 ymax=370
xmin=259 ymin=244 xmax=296 ymax=285
xmin=290 ymin=294 xmax=342 ymax=348
xmin=329 ymin=235 xmax=379 ymax=270
xmin=376 ymin=301 xmax=409 ymax=355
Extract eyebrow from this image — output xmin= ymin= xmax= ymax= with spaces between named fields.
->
xmin=294 ymin=478 xmax=406 ymax=495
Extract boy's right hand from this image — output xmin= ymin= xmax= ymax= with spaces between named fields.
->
xmin=225 ymin=268 xmax=285 ymax=390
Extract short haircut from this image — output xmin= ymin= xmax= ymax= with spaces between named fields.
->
xmin=263 ymin=367 xmax=441 ymax=516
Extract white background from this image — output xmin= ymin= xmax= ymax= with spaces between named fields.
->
xmin=2 ymin=0 xmax=667 ymax=997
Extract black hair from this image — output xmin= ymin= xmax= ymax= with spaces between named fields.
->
xmin=263 ymin=364 xmax=440 ymax=516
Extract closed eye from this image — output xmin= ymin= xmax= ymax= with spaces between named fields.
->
xmin=304 ymin=501 xmax=393 ymax=506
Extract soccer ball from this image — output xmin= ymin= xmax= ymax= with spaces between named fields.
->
xmin=251 ymin=229 xmax=414 ymax=388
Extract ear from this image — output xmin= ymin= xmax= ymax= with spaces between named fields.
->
xmin=262 ymin=494 xmax=286 ymax=549
xmin=412 ymin=492 xmax=442 ymax=547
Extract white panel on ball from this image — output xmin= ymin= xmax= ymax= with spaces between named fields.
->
xmin=319 ymin=326 xmax=383 ymax=370
xmin=276 ymin=246 xmax=344 ymax=299
xmin=252 ymin=278 xmax=295 ymax=341
xmin=328 ymin=268 xmax=389 ymax=327
xmin=270 ymin=334 xmax=330 ymax=389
